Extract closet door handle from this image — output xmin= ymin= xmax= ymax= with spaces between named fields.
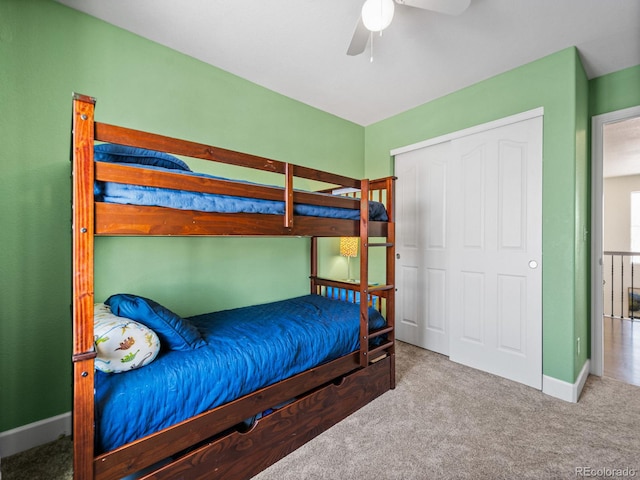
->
xmin=396 ymin=253 xmax=401 ymax=259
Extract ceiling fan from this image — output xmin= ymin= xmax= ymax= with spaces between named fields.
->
xmin=347 ymin=0 xmax=471 ymax=56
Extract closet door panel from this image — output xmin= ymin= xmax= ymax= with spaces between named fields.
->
xmin=395 ymin=142 xmax=451 ymax=355
xmin=449 ymin=116 xmax=542 ymax=390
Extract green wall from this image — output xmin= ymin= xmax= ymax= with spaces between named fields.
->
xmin=589 ymin=65 xmax=640 ymax=117
xmin=0 ymin=0 xmax=363 ymax=432
xmin=363 ymin=47 xmax=590 ymax=384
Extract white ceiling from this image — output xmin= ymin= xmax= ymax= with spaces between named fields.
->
xmin=604 ymin=116 xmax=640 ymax=178
xmin=56 ymin=0 xmax=640 ymax=175
xmin=56 ymin=0 xmax=640 ymax=127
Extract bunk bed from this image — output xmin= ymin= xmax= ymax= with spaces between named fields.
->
xmin=71 ymin=93 xmax=396 ymax=480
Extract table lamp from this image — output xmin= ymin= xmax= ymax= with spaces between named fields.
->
xmin=339 ymin=237 xmax=358 ymax=282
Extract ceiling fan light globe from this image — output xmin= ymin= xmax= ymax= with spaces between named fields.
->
xmin=361 ymin=0 xmax=395 ymax=32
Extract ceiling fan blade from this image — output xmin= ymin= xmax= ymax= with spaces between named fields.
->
xmin=395 ymin=0 xmax=471 ymax=15
xmin=347 ymin=17 xmax=369 ymax=56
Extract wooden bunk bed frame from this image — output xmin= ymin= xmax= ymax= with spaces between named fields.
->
xmin=71 ymin=93 xmax=396 ymax=480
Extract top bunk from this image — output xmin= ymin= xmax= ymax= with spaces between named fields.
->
xmin=72 ymin=94 xmax=394 ymax=238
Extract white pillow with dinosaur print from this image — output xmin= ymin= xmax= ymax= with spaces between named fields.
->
xmin=94 ymin=303 xmax=161 ymax=373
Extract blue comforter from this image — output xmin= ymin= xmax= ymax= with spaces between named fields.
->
xmin=95 ymin=164 xmax=389 ymax=221
xmin=94 ymin=294 xmax=386 ymax=453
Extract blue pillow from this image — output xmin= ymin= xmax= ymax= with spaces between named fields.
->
xmin=105 ymin=294 xmax=205 ymax=351
xmin=94 ymin=144 xmax=192 ymax=172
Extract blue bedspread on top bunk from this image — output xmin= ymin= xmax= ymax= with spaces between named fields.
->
xmin=94 ymin=294 xmax=386 ymax=453
xmin=95 ymin=164 xmax=389 ymax=221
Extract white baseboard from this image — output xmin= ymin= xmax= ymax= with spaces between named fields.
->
xmin=0 ymin=412 xmax=71 ymax=458
xmin=542 ymin=359 xmax=591 ymax=403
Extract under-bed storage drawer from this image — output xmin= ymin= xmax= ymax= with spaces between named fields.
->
xmin=138 ymin=356 xmax=392 ymax=480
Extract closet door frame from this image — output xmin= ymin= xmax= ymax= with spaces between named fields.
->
xmin=391 ymin=109 xmax=544 ymax=158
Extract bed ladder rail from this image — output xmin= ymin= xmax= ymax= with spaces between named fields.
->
xmin=367 ymin=325 xmax=394 ymax=361
xmin=360 ymin=252 xmax=395 ymax=367
xmin=358 ymin=179 xmax=396 ymax=370
xmin=310 ymin=176 xmax=395 ymax=383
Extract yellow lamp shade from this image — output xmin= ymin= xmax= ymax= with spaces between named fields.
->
xmin=340 ymin=237 xmax=358 ymax=258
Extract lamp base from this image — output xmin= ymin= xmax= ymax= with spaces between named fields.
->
xmin=346 ymin=257 xmax=355 ymax=284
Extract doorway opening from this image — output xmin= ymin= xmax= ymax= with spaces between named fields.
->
xmin=592 ymin=107 xmax=640 ymax=387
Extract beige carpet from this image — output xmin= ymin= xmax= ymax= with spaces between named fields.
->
xmin=3 ymin=342 xmax=640 ymax=479
xmin=1 ymin=434 xmax=72 ymax=480
xmin=253 ymin=342 xmax=640 ymax=480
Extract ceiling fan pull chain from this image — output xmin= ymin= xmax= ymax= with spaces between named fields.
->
xmin=370 ymin=31 xmax=374 ymax=62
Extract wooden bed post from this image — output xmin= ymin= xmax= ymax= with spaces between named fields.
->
xmin=385 ymin=177 xmax=396 ymax=389
xmin=284 ymin=163 xmax=294 ymax=229
xmin=359 ymin=180 xmax=370 ymax=368
xmin=310 ymin=236 xmax=318 ymax=295
xmin=71 ymin=93 xmax=97 ymax=480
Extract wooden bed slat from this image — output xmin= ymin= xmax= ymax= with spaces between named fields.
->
xmin=95 ymin=162 xmax=362 ymax=211
xmin=95 ymin=203 xmax=389 ymax=237
xmin=310 ymin=277 xmax=392 ymax=301
xmin=95 ymin=122 xmax=361 ymax=189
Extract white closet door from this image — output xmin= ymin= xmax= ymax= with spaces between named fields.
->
xmin=394 ymin=114 xmax=542 ymax=389
xmin=395 ymin=142 xmax=451 ymax=355
xmin=448 ymin=116 xmax=542 ymax=389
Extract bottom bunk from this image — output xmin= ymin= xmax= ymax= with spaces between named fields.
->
xmin=90 ymin=289 xmax=394 ymax=480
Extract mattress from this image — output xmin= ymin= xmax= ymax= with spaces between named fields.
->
xmin=94 ymin=294 xmax=386 ymax=453
xmin=95 ymin=163 xmax=389 ymax=221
